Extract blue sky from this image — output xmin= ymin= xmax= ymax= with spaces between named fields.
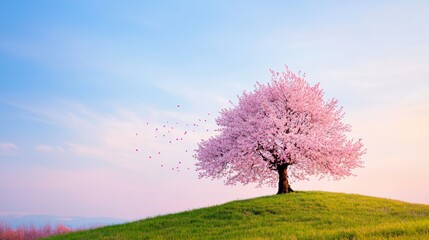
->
xmin=1 ymin=1 xmax=429 ymax=220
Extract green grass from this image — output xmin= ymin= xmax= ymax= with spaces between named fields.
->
xmin=46 ymin=191 xmax=429 ymax=239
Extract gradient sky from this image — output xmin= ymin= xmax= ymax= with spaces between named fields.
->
xmin=1 ymin=1 xmax=428 ymax=220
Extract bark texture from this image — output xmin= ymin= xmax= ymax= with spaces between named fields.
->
xmin=277 ymin=164 xmax=293 ymax=194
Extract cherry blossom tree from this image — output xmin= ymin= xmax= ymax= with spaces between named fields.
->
xmin=195 ymin=67 xmax=365 ymax=194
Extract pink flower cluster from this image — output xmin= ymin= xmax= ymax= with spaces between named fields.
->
xmin=195 ymin=67 xmax=365 ymax=187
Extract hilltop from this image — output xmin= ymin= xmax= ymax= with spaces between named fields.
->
xmin=47 ymin=191 xmax=429 ymax=239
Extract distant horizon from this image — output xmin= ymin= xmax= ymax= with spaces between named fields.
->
xmin=0 ymin=214 xmax=126 ymax=229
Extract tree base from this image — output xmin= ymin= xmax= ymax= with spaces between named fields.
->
xmin=276 ymin=186 xmax=294 ymax=194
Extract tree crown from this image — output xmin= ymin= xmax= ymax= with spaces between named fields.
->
xmin=195 ymin=67 xmax=365 ymax=187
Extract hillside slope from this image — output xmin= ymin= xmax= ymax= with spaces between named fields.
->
xmin=47 ymin=192 xmax=429 ymax=239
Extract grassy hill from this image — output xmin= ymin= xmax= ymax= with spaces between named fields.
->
xmin=46 ymin=191 xmax=429 ymax=239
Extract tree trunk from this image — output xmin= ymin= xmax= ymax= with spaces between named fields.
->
xmin=277 ymin=164 xmax=293 ymax=194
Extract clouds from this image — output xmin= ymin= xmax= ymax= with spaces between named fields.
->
xmin=35 ymin=145 xmax=64 ymax=154
xmin=0 ymin=142 xmax=19 ymax=156
xmin=4 ymin=99 xmax=216 ymax=172
xmin=0 ymin=142 xmax=18 ymax=150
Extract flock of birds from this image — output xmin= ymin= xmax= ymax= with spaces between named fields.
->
xmin=134 ymin=105 xmax=215 ymax=172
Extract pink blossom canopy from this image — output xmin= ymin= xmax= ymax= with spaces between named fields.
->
xmin=195 ymin=67 xmax=365 ymax=187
